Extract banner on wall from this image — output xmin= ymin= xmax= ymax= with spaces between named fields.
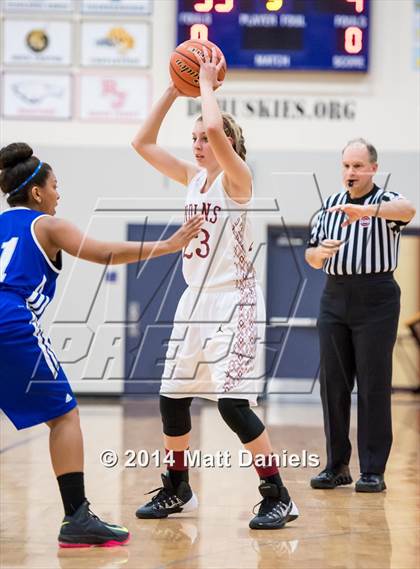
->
xmin=78 ymin=74 xmax=149 ymax=121
xmin=81 ymin=22 xmax=150 ymax=67
xmin=81 ymin=0 xmax=152 ymax=14
xmin=3 ymin=20 xmax=72 ymax=66
xmin=4 ymin=0 xmax=73 ymax=11
xmin=2 ymin=73 xmax=72 ymax=119
xmin=187 ymin=97 xmax=357 ymax=121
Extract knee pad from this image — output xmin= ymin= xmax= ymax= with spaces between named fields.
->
xmin=160 ymin=396 xmax=193 ymax=437
xmin=217 ymin=398 xmax=265 ymax=444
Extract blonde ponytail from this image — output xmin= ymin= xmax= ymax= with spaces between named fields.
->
xmin=196 ymin=113 xmax=247 ymax=161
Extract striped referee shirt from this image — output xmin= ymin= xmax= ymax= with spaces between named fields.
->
xmin=307 ymin=184 xmax=408 ymax=275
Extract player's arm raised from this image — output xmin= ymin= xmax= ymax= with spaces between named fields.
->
xmin=131 ymin=86 xmax=199 ymax=186
xmin=194 ymin=48 xmax=252 ymax=204
xmin=34 ymin=215 xmax=203 ymax=265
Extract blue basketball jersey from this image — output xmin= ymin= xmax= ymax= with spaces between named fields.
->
xmin=0 ymin=207 xmax=62 ymax=319
xmin=0 ymin=207 xmax=76 ymax=430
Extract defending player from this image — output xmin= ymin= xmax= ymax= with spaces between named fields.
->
xmin=0 ymin=142 xmax=203 ymax=548
xmin=132 ymin=48 xmax=298 ymax=529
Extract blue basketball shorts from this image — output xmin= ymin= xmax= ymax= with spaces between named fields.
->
xmin=0 ymin=292 xmax=77 ymax=430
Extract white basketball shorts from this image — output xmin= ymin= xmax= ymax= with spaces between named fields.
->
xmin=160 ymin=282 xmax=266 ymax=406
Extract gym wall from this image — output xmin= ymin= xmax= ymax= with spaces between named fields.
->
xmin=1 ymin=1 xmax=419 ymax=392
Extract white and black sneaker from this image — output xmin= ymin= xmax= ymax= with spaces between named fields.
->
xmin=135 ymin=472 xmax=198 ymax=519
xmin=249 ymin=482 xmax=299 ymax=530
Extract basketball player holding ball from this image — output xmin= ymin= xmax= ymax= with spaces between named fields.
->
xmin=132 ymin=41 xmax=299 ymax=529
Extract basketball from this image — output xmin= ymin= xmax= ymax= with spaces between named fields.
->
xmin=169 ymin=39 xmax=227 ymax=98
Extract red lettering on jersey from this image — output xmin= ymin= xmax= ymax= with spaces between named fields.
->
xmin=185 ymin=202 xmax=221 ymax=224
xmin=209 ymin=205 xmax=221 ymax=224
xmin=201 ymin=202 xmax=211 ymax=220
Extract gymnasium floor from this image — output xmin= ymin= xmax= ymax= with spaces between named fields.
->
xmin=1 ymin=394 xmax=419 ymax=569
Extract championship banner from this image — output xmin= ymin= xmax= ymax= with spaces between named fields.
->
xmin=4 ymin=0 xmax=73 ymax=12
xmin=2 ymin=72 xmax=72 ymax=119
xmin=3 ymin=20 xmax=72 ymax=66
xmin=81 ymin=0 xmax=152 ymax=15
xmin=80 ymin=22 xmax=150 ymax=67
xmin=78 ymin=73 xmax=150 ymax=121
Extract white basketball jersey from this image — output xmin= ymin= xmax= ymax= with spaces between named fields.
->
xmin=183 ymin=169 xmax=256 ymax=288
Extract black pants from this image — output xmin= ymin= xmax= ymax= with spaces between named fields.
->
xmin=317 ymin=272 xmax=400 ymax=474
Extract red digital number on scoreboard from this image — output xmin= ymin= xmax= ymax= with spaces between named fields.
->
xmin=346 ymin=0 xmax=364 ymax=13
xmin=344 ymin=0 xmax=365 ymax=55
xmin=194 ymin=0 xmax=234 ymax=12
xmin=345 ymin=26 xmax=363 ymax=54
xmin=191 ymin=23 xmax=209 ymax=39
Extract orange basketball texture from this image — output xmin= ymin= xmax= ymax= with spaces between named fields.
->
xmin=170 ymin=40 xmax=227 ymax=98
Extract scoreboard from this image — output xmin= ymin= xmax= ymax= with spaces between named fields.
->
xmin=176 ymin=0 xmax=370 ymax=71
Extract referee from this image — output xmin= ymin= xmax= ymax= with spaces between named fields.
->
xmin=305 ymin=138 xmax=416 ymax=492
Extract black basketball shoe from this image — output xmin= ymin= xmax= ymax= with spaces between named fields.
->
xmin=136 ymin=472 xmax=198 ymax=519
xmin=249 ymin=482 xmax=299 ymax=530
xmin=355 ymin=473 xmax=386 ymax=493
xmin=310 ymin=466 xmax=353 ymax=489
xmin=58 ymin=500 xmax=130 ymax=548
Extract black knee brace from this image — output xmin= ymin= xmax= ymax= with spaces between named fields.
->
xmin=160 ymin=396 xmax=193 ymax=437
xmin=217 ymin=398 xmax=265 ymax=444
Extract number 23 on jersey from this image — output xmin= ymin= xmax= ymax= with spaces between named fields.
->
xmin=183 ymin=228 xmax=210 ymax=259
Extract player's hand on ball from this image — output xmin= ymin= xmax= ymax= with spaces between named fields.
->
xmin=170 ymin=40 xmax=226 ymax=97
xmin=167 ymin=215 xmax=204 ymax=253
xmin=193 ymin=47 xmax=225 ymax=90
